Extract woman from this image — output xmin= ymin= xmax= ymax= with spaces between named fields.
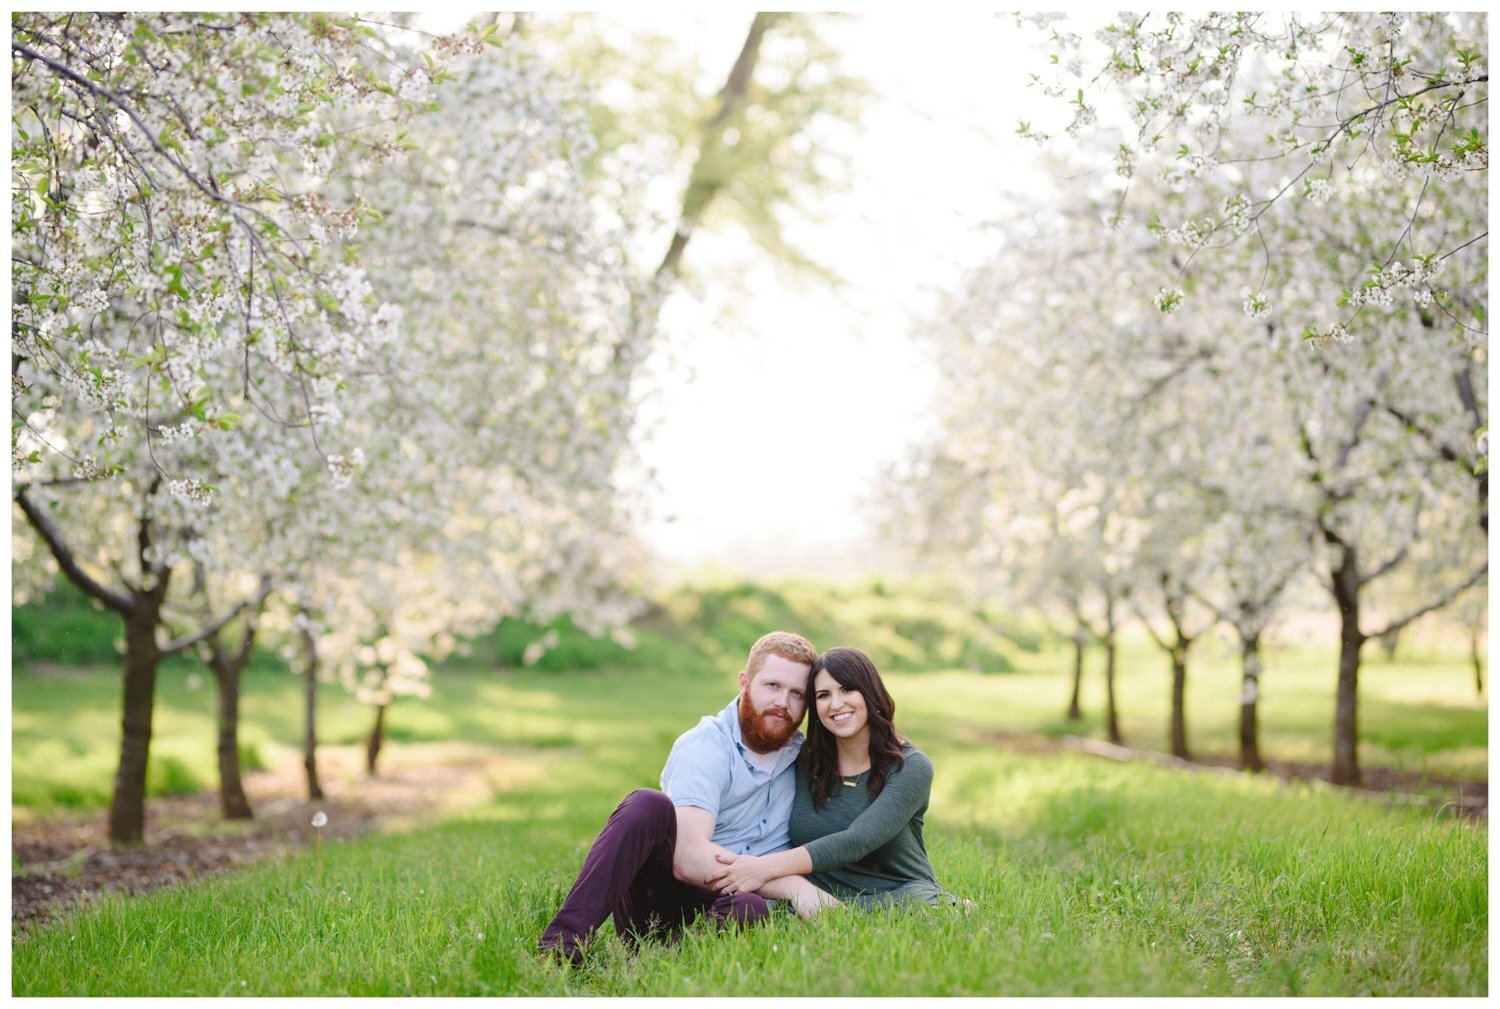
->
xmin=706 ymin=646 xmax=955 ymax=908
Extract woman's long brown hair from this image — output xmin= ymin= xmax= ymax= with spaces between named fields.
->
xmin=805 ymin=647 xmax=906 ymax=810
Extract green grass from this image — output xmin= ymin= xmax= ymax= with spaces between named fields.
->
xmin=12 ymin=578 xmax=1485 ymax=817
xmin=909 ymin=629 xmax=1487 ymax=780
xmin=17 ymin=797 xmax=1485 ymax=995
xmin=12 ymin=676 xmax=1486 ymax=996
xmin=11 ymin=581 xmax=1487 ymax=994
xmin=12 ymin=644 xmax=1489 ymax=996
xmin=9 ymin=579 xmax=122 ymax=664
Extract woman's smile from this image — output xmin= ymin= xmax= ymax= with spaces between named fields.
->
xmin=814 ymin=670 xmax=869 ymax=740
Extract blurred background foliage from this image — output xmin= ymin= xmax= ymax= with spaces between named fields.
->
xmin=13 ymin=578 xmax=1483 ymax=819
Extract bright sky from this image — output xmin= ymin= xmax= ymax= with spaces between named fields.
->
xmin=425 ymin=11 xmax=1060 ymax=578
xmin=628 ymin=12 xmax=1056 ymax=577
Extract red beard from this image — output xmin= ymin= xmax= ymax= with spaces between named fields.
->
xmin=739 ymin=691 xmax=799 ymax=754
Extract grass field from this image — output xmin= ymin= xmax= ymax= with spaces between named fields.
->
xmin=12 ymin=612 xmax=1486 ymax=818
xmin=10 ymin=607 xmax=1489 ymax=996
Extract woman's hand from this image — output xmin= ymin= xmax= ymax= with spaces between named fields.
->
xmin=704 ymin=852 xmax=775 ymax=896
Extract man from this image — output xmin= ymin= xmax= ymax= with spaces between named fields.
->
xmin=537 ymin=630 xmax=838 ymax=964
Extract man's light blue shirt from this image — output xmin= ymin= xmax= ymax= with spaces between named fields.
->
xmin=659 ymin=698 xmax=802 ymax=856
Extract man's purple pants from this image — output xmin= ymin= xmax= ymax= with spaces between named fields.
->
xmin=537 ymin=789 xmax=771 ymax=963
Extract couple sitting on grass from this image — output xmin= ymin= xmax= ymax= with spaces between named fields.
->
xmin=538 ymin=631 xmax=961 ymax=965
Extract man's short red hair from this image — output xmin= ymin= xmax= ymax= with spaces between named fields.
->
xmin=744 ymin=630 xmax=817 ymax=680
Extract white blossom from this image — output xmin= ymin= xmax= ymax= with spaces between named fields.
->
xmin=1304 ymin=178 xmax=1333 ymax=204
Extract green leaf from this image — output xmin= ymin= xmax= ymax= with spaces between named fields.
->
xmin=165 ymin=264 xmax=189 ymax=299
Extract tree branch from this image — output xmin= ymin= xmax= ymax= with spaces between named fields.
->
xmin=1380 ymin=402 xmax=1463 ymax=465
xmin=1130 ymin=596 xmax=1170 ymax=652
xmin=12 ymin=39 xmax=293 ymax=250
xmin=1368 ymin=562 xmax=1488 ymax=640
xmin=13 ymin=487 xmax=134 ymax=614
xmin=1358 ymin=543 xmax=1410 ymax=590
xmin=654 ymin=11 xmax=780 ymax=281
xmin=1336 ymin=396 xmax=1377 ymax=470
xmin=161 ymin=574 xmax=273 ymax=657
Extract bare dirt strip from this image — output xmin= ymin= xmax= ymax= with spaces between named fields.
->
xmin=12 ymin=742 xmax=534 ymax=937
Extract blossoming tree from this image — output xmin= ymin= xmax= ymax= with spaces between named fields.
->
xmin=903 ymin=12 xmax=1490 ymax=785
xmin=10 ymin=14 xmax=655 ymax=841
xmin=13 ymin=10 xmax=854 ymax=839
xmin=11 ymin=12 xmax=437 ymax=843
xmin=1022 ymin=13 xmax=1486 ymax=351
xmin=890 ymin=145 xmax=1484 ymax=784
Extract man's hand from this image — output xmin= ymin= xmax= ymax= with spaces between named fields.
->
xmin=672 ymin=806 xmax=838 ymax=919
xmin=704 ymin=853 xmax=775 ymax=896
xmin=704 ymin=848 xmax=835 ymax=919
xmin=704 ymin=846 xmax=814 ymax=894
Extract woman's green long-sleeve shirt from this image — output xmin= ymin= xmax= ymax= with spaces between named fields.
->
xmin=788 ymin=743 xmax=947 ymax=907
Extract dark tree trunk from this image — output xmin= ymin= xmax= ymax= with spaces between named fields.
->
xmin=367 ymin=702 xmax=387 ymax=776
xmin=1327 ymin=537 xmax=1367 ymax=787
xmin=1169 ymin=645 xmax=1189 ymax=760
xmin=1473 ymin=628 xmax=1485 ymax=696
xmin=1238 ymin=632 xmax=1263 ymax=773
xmin=16 ymin=487 xmax=169 ymax=848
xmin=1156 ymin=582 xmax=1198 ymax=761
xmin=109 ymin=583 xmax=168 ymax=846
xmin=1452 ymin=365 xmax=1488 ymax=535
xmin=207 ymin=638 xmax=254 ymax=820
xmin=1333 ymin=630 xmax=1366 ymax=786
xmin=301 ymin=621 xmax=324 ymax=800
xmin=1067 ymin=632 xmax=1085 ymax=721
xmin=1477 ymin=468 xmax=1489 ymax=536
xmin=1103 ymin=629 xmax=1121 ymax=744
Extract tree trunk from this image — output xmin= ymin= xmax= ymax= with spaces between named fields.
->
xmin=1103 ymin=629 xmax=1121 ymax=745
xmin=211 ymin=654 xmax=254 ymax=820
xmin=367 ymin=702 xmax=387 ymax=776
xmin=1169 ymin=644 xmax=1189 ymax=760
xmin=653 ymin=12 xmax=779 ymax=281
xmin=301 ymin=621 xmax=323 ymax=800
xmin=1332 ymin=630 xmax=1366 ymax=786
xmin=1477 ymin=467 xmax=1489 ymax=536
xmin=1451 ymin=366 xmax=1488 ymax=535
xmin=1066 ymin=632 xmax=1085 ymax=721
xmin=1472 ymin=627 xmax=1485 ymax=696
xmin=1238 ymin=632 xmax=1263 ymax=773
xmin=108 ymin=587 xmax=166 ymax=846
xmin=17 ymin=487 xmax=169 ymax=847
xmin=1328 ymin=539 xmax=1367 ymax=787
